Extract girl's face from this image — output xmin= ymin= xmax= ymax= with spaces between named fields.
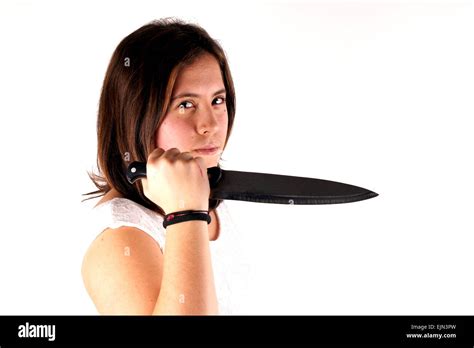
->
xmin=155 ymin=53 xmax=229 ymax=168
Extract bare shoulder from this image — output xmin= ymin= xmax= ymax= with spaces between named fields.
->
xmin=81 ymin=225 xmax=164 ymax=315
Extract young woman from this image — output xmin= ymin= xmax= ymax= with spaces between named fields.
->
xmin=81 ymin=18 xmax=243 ymax=315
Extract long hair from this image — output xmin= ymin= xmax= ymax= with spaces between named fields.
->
xmin=82 ymin=18 xmax=236 ymax=216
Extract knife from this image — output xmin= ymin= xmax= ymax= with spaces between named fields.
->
xmin=125 ymin=161 xmax=378 ymax=205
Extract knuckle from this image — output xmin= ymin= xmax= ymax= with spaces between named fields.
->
xmin=147 ymin=152 xmax=154 ymax=162
xmin=148 ymin=147 xmax=164 ymax=162
xmin=168 ymin=147 xmax=180 ymax=154
xmin=147 ymin=156 xmax=159 ymax=169
xmin=179 ymin=152 xmax=193 ymax=160
xmin=163 ymin=148 xmax=179 ymax=160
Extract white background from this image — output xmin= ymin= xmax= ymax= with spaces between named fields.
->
xmin=0 ymin=0 xmax=473 ymax=314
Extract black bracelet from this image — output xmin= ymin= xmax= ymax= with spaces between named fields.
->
xmin=163 ymin=209 xmax=211 ymax=229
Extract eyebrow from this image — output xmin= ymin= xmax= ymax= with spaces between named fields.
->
xmin=171 ymin=88 xmax=226 ymax=101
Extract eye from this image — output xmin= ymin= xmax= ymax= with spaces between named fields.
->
xmin=213 ymin=96 xmax=226 ymax=105
xmin=177 ymin=100 xmax=194 ymax=110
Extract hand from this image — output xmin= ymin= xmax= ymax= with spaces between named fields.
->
xmin=141 ymin=147 xmax=210 ymax=214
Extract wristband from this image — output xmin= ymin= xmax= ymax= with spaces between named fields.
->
xmin=163 ymin=209 xmax=211 ymax=229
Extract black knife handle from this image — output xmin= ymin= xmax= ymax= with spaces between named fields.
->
xmin=126 ymin=161 xmax=222 ymax=189
xmin=126 ymin=161 xmax=147 ymax=184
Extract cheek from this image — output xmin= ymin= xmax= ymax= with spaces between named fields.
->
xmin=156 ymin=119 xmax=190 ymax=149
xmin=220 ymin=112 xmax=229 ymax=135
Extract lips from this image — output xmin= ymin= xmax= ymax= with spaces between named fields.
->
xmin=193 ymin=146 xmax=220 ymax=155
xmin=194 ymin=143 xmax=218 ymax=150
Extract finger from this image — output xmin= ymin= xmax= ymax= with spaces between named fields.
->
xmin=148 ymin=147 xmax=165 ymax=161
xmin=179 ymin=151 xmax=194 ymax=161
xmin=163 ymin=147 xmax=181 ymax=161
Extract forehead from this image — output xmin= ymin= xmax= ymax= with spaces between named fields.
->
xmin=173 ymin=53 xmax=223 ymax=92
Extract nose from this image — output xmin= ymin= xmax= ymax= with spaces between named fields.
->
xmin=196 ymin=104 xmax=220 ymax=135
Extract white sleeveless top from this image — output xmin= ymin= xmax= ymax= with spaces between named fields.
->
xmin=89 ymin=197 xmax=249 ymax=315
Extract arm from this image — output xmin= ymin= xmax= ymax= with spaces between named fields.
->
xmin=153 ymin=219 xmax=217 ymax=315
xmin=81 ymin=147 xmax=218 ymax=315
xmin=81 ymin=220 xmax=218 ymax=315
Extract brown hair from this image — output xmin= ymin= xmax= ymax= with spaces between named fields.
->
xmin=82 ymin=18 xmax=236 ymax=215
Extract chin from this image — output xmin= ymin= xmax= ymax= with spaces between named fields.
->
xmin=207 ymin=157 xmax=220 ymax=168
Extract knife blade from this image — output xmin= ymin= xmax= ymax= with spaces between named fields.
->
xmin=126 ymin=161 xmax=378 ymax=205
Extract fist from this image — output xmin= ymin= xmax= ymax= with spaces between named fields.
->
xmin=141 ymin=147 xmax=210 ymax=214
